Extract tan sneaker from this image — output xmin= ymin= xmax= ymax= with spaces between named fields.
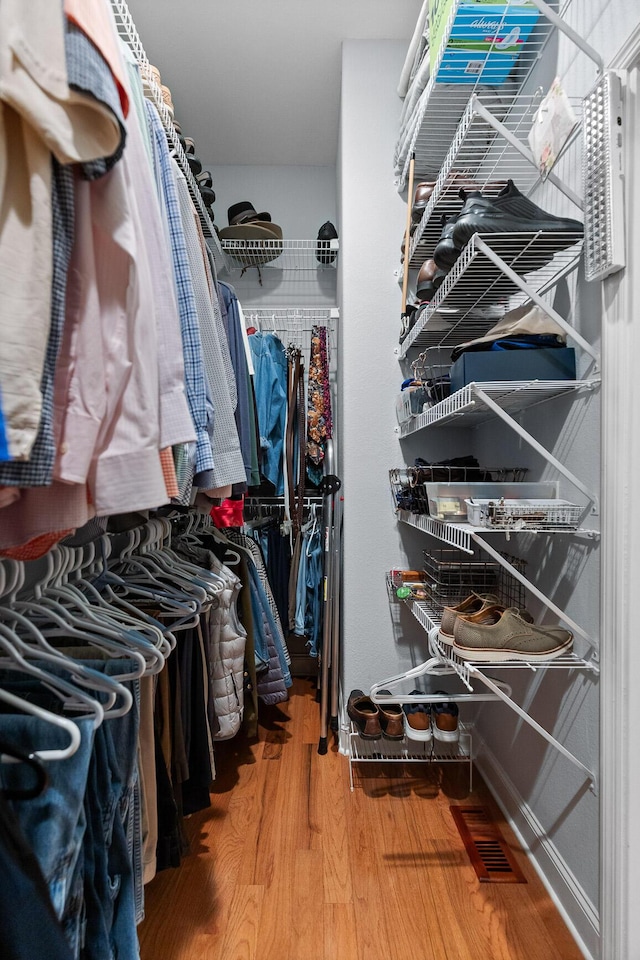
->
xmin=438 ymin=592 xmax=499 ymax=646
xmin=452 ymin=607 xmax=573 ymax=663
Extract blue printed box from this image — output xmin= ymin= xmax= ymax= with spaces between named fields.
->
xmin=430 ymin=1 xmax=541 ymax=85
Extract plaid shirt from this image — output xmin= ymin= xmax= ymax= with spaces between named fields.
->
xmin=146 ymin=102 xmax=214 ymax=476
xmin=0 ymin=160 xmax=74 ymax=489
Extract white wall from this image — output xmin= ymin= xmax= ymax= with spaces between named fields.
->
xmin=208 ymin=164 xmax=336 ymax=239
xmin=208 ymin=163 xmax=338 ymax=306
xmin=339 ymin=40 xmax=426 ymax=695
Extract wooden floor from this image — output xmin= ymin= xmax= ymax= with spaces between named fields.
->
xmin=138 ymin=679 xmax=583 ymax=960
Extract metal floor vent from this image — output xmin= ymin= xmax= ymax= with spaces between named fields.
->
xmin=450 ymin=806 xmax=527 ymax=883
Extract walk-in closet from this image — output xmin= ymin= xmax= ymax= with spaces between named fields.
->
xmin=0 ymin=1 xmax=639 ymax=958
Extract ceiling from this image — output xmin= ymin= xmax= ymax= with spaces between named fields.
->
xmin=126 ymin=0 xmax=422 ymax=166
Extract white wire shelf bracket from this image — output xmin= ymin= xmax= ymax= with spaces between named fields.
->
xmin=109 ymin=0 xmax=228 ymax=273
xmin=468 ymin=532 xmax=597 ymax=648
xmin=397 ymin=510 xmax=600 ymax=556
xmin=407 ymin=95 xmax=583 ymax=270
xmin=428 ymin=630 xmax=597 ymax=787
xmin=348 ymin=721 xmax=473 ymax=791
xmin=221 ymin=239 xmax=339 ymax=272
xmin=397 ymin=0 xmax=603 ymax=191
xmin=400 ymin=379 xmax=599 ymax=435
xmin=399 ymin=232 xmax=585 ymax=358
xmin=399 ymin=379 xmax=600 ymax=511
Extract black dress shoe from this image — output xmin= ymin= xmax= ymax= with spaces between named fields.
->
xmin=399 ymin=302 xmax=422 ymax=344
xmin=187 ymin=153 xmax=202 ymax=176
xmin=199 ymin=184 xmax=216 ymax=206
xmin=316 ymin=220 xmax=338 ymax=264
xmin=196 ymin=170 xmax=213 ymax=189
xmin=433 ymin=210 xmax=464 ymax=270
xmin=451 ymin=180 xmax=583 ymax=259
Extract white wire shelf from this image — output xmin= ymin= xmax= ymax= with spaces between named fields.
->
xmin=348 ymin=721 xmax=472 ymax=761
xmin=109 ymin=0 xmax=228 ymax=272
xmin=221 ymin=239 xmax=339 ymax=272
xmin=243 ymin=307 xmax=339 ymax=370
xmin=399 ymin=231 xmax=584 ymax=356
xmin=397 ymin=0 xmax=601 ymax=190
xmin=387 ymin=582 xmax=597 ymax=675
xmin=407 ymin=94 xmax=583 ymax=269
xmin=399 ymin=379 xmax=598 ymax=437
xmin=428 ymin=627 xmax=596 ymax=675
xmin=348 ymin=720 xmax=473 ymax=791
xmin=396 ymin=510 xmax=597 ymax=554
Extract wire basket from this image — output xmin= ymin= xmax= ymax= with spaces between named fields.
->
xmin=389 ymin=466 xmax=529 ymax=516
xmin=422 ymin=543 xmax=527 ymax=610
xmin=465 ymin=498 xmax=582 ymax=531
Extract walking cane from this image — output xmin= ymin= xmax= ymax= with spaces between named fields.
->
xmin=400 ymin=153 xmax=416 ymax=340
xmin=318 ymin=439 xmax=336 ymax=754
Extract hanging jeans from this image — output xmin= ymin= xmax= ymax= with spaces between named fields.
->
xmin=0 ymin=703 xmax=94 ymax=957
xmin=304 ymin=529 xmax=324 ymax=657
xmin=0 ymin=792 xmax=75 ymax=960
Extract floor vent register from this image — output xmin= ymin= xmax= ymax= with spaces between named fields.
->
xmin=450 ymin=805 xmax=527 ymax=884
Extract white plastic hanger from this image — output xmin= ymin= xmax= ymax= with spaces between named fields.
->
xmin=369 ymin=655 xmax=512 ymax=704
xmin=0 ymin=623 xmax=105 ymax=728
xmin=0 ymin=686 xmax=81 ymax=761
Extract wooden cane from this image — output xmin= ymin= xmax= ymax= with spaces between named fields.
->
xmin=401 ymin=153 xmax=416 ymax=320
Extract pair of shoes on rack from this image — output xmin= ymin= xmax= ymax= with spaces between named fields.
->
xmin=403 ymin=690 xmax=459 ymax=743
xmin=347 ymin=689 xmax=404 ymax=740
xmin=432 ymin=180 xmax=584 ymax=272
xmin=196 ymin=169 xmax=216 ymax=210
xmin=440 ymin=599 xmax=573 ymax=662
xmin=438 ymin=593 xmax=500 ymax=645
xmin=416 ymin=258 xmax=448 ymax=302
xmin=411 ymin=181 xmax=436 ymax=223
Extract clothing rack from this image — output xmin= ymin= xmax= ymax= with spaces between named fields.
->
xmin=109 ymin=0 xmax=228 ymax=271
xmin=245 ymin=307 xmax=339 ymax=369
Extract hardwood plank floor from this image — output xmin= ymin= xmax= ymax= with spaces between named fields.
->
xmin=138 ymin=679 xmax=584 ymax=960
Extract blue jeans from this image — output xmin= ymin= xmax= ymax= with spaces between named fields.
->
xmin=248 ymin=332 xmax=288 ymax=494
xmin=80 ymin=660 xmax=141 ymax=960
xmin=0 ymin=706 xmax=94 ymax=957
xmin=304 ymin=530 xmax=324 ymax=657
xmin=246 ymin=561 xmax=292 ymax=689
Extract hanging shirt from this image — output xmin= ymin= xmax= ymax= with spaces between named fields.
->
xmin=145 ymin=103 xmax=214 ymax=478
xmin=173 ymin=165 xmax=247 ymax=490
xmin=0 ymin=0 xmax=123 ymax=461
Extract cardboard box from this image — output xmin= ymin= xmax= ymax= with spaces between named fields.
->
xmin=449 ymin=347 xmax=577 ymax=393
xmin=430 ymin=0 xmax=540 ymax=85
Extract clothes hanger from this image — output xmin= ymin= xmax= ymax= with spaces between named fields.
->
xmin=96 ymin=531 xmax=201 ymax=629
xmin=0 ymin=738 xmax=48 ymax=798
xmin=369 ymin=655 xmax=513 ymax=704
xmin=110 ymin=526 xmax=206 ymax=609
xmin=0 ymin=623 xmax=105 ymax=728
xmin=0 ymin=686 xmax=81 ymax=761
xmin=18 ymin=547 xmax=159 ymax=673
xmin=0 ymin=559 xmax=132 ymax=715
xmin=7 ymin=555 xmax=158 ymax=679
xmin=142 ymin=518 xmax=222 ymax=599
xmin=72 ymin=539 xmax=177 ymax=654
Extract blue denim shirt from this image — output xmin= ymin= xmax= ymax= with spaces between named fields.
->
xmin=248 ymin=333 xmax=288 ymax=495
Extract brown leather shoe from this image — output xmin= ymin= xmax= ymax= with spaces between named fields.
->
xmin=377 ymin=690 xmax=405 ymax=740
xmin=347 ymin=689 xmax=382 ymax=740
xmin=412 ymin=181 xmax=436 ymax=222
xmin=416 ymin=258 xmax=438 ymax=301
